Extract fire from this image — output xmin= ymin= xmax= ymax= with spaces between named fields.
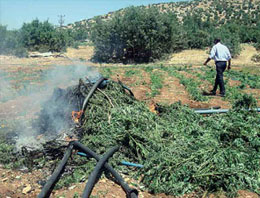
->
xmin=149 ymin=102 xmax=157 ymax=114
xmin=71 ymin=110 xmax=83 ymax=123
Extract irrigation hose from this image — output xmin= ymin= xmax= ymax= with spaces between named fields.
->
xmin=38 ymin=143 xmax=74 ymax=198
xmin=194 ymin=107 xmax=260 ymax=114
xmin=81 ymin=77 xmax=105 ymax=113
xmin=77 ymin=152 xmax=144 ymax=168
xmin=122 ymin=84 xmax=134 ymax=96
xmin=72 ymin=141 xmax=138 ymax=198
xmin=82 ymin=146 xmax=119 ymax=198
xmin=118 ymin=80 xmax=134 ymax=97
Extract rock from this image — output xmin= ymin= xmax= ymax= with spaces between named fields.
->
xmin=22 ymin=185 xmax=32 ymax=194
xmin=2 ymin=177 xmax=8 ymax=182
xmin=68 ymin=185 xmax=76 ymax=190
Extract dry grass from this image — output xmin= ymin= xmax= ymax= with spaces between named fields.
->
xmin=166 ymin=44 xmax=260 ymax=70
xmin=65 ymin=45 xmax=94 ymax=61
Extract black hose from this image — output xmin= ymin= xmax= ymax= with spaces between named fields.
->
xmin=122 ymin=84 xmax=134 ymax=97
xmin=81 ymin=77 xmax=105 ymax=113
xmin=118 ymin=80 xmax=134 ymax=97
xmin=38 ymin=143 xmax=74 ymax=198
xmin=72 ymin=141 xmax=138 ymax=198
xmin=82 ymin=146 xmax=119 ymax=198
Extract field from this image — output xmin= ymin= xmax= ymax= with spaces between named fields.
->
xmin=0 ymin=44 xmax=259 ymax=197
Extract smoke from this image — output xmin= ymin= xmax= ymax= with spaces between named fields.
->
xmin=0 ymin=71 xmax=16 ymax=103
xmin=0 ymin=65 xmax=101 ymax=151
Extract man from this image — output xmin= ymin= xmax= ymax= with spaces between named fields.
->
xmin=203 ymin=38 xmax=231 ymax=97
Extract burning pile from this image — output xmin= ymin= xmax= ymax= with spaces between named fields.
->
xmin=1 ymin=77 xmax=259 ymax=197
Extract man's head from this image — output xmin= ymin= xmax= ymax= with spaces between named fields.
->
xmin=214 ymin=38 xmax=221 ymax=44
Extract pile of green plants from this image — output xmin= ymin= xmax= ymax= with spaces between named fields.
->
xmin=74 ymin=81 xmax=259 ymax=197
xmin=1 ymin=79 xmax=259 ymax=197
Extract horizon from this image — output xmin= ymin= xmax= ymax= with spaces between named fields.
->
xmin=0 ymin=0 xmax=187 ymax=30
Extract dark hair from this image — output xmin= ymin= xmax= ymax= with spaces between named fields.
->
xmin=214 ymin=38 xmax=221 ymax=44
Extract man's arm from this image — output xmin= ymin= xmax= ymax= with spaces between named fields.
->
xmin=204 ymin=57 xmax=211 ymax=66
xmin=204 ymin=46 xmax=215 ymax=65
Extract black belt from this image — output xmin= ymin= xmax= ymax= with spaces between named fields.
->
xmin=215 ymin=61 xmax=227 ymax=63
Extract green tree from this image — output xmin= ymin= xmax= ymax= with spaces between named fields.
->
xmin=91 ymin=6 xmax=181 ymax=63
xmin=0 ymin=25 xmax=27 ymax=57
xmin=20 ymin=19 xmax=71 ymax=52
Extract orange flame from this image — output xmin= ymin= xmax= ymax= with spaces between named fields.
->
xmin=149 ymin=102 xmax=157 ymax=114
xmin=71 ymin=110 xmax=83 ymax=123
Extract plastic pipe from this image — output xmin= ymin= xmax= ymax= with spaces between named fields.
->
xmin=38 ymin=143 xmax=74 ymax=198
xmin=122 ymin=84 xmax=134 ymax=96
xmin=81 ymin=77 xmax=105 ymax=113
xmin=121 ymin=161 xmax=144 ymax=168
xmin=77 ymin=152 xmax=89 ymax=157
xmin=194 ymin=108 xmax=260 ymax=114
xmin=72 ymin=141 xmax=138 ymax=198
xmin=77 ymin=152 xmax=143 ymax=168
xmin=82 ymin=146 xmax=119 ymax=198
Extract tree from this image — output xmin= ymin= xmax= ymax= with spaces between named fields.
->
xmin=91 ymin=6 xmax=182 ymax=63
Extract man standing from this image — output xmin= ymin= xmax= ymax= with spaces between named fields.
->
xmin=203 ymin=38 xmax=232 ymax=97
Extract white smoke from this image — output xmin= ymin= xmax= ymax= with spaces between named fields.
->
xmin=0 ymin=65 xmax=101 ymax=151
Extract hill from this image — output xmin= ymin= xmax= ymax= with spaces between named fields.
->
xmin=67 ymin=0 xmax=260 ymax=30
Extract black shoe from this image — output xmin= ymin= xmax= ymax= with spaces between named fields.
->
xmin=210 ymin=90 xmax=216 ymax=95
xmin=220 ymin=93 xmax=225 ymax=97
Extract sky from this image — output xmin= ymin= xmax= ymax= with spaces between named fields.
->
xmin=0 ymin=0 xmax=186 ymax=30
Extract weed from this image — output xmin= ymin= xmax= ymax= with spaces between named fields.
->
xmin=124 ymin=69 xmax=140 ymax=77
xmin=150 ymin=72 xmax=163 ymax=97
xmin=100 ymin=68 xmax=113 ymax=78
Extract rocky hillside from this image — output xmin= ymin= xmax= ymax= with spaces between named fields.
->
xmin=67 ymin=0 xmax=260 ymax=30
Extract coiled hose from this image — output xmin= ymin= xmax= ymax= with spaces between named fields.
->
xmin=82 ymin=146 xmax=119 ymax=198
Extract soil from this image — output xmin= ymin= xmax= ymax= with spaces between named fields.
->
xmin=0 ymin=45 xmax=259 ymax=197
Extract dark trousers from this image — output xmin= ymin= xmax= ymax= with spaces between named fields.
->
xmin=213 ymin=61 xmax=227 ymax=94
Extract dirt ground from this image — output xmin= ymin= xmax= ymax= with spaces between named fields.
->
xmin=0 ymin=44 xmax=259 ymax=197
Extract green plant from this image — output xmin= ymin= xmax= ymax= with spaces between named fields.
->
xmin=124 ymin=69 xmax=139 ymax=77
xmin=163 ymin=67 xmax=207 ymax=101
xmin=150 ymin=72 xmax=163 ymax=97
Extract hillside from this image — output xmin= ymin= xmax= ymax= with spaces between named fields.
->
xmin=68 ymin=0 xmax=260 ymax=30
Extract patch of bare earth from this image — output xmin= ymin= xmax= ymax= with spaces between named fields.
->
xmin=178 ymin=70 xmax=230 ymax=108
xmin=0 ymin=167 xmax=174 ymax=198
xmin=110 ymin=69 xmax=152 ymax=101
xmin=153 ymin=71 xmax=191 ymax=105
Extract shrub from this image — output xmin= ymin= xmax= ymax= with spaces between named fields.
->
xmin=90 ymin=6 xmax=182 ymax=63
xmin=0 ymin=25 xmax=27 ymax=57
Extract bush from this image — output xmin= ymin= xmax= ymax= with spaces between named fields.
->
xmin=20 ymin=19 xmax=73 ymax=52
xmin=0 ymin=25 xmax=28 ymax=57
xmin=90 ymin=6 xmax=182 ymax=63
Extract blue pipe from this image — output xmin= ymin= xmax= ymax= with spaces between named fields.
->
xmin=77 ymin=152 xmax=143 ymax=168
xmin=194 ymin=108 xmax=260 ymax=114
xmin=77 ymin=152 xmax=89 ymax=157
xmin=121 ymin=161 xmax=144 ymax=168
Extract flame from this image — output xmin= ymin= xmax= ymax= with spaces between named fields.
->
xmin=149 ymin=102 xmax=157 ymax=114
xmin=71 ymin=110 xmax=83 ymax=123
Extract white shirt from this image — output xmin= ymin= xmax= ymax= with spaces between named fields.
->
xmin=209 ymin=42 xmax=231 ymax=61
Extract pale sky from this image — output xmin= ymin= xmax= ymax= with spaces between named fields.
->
xmin=0 ymin=0 xmax=186 ymax=30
